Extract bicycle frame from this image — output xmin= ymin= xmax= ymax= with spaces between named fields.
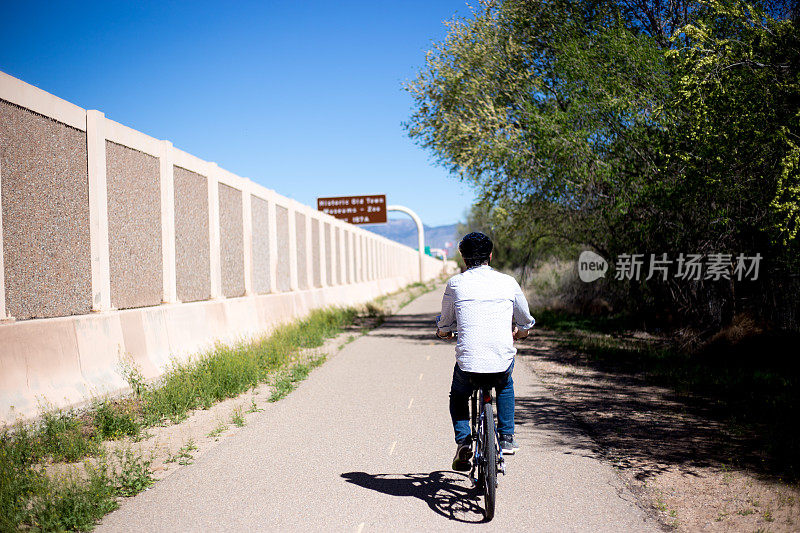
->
xmin=468 ymin=385 xmax=505 ymax=486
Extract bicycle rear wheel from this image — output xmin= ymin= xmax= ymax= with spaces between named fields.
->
xmin=482 ymin=401 xmax=497 ymax=520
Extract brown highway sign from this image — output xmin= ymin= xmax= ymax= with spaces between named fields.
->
xmin=317 ymin=194 xmax=387 ymax=224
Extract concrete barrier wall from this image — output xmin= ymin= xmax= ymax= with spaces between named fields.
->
xmin=0 ymin=71 xmax=453 ymax=423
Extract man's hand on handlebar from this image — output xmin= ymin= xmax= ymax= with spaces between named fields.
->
xmin=436 ymin=329 xmax=455 ymax=341
xmin=512 ymin=327 xmax=529 ymax=341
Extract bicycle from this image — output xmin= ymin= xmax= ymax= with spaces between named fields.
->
xmin=466 ymin=372 xmax=505 ymax=521
xmin=435 ymin=317 xmax=505 ymax=520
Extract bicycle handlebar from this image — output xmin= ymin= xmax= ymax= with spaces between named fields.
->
xmin=435 ymin=314 xmax=528 ymax=341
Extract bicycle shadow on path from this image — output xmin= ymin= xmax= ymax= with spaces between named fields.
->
xmin=341 ymin=471 xmax=489 ymax=524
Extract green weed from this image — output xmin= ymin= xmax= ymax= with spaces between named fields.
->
xmin=113 ymin=448 xmax=153 ymax=497
xmin=207 ymin=422 xmax=228 ymax=440
xmin=93 ymin=401 xmax=141 ymax=440
xmin=34 ymin=409 xmax=100 ymax=463
xmin=268 ymin=357 xmax=326 ymax=402
xmin=118 ymin=355 xmax=148 ymax=397
xmin=247 ymin=396 xmax=262 ymax=413
xmin=165 ymin=439 xmax=198 ymax=466
xmin=12 ymin=447 xmax=153 ymax=531
xmin=0 ymin=428 xmax=43 ymax=531
xmin=26 ymin=464 xmax=118 ymax=532
xmin=339 ymin=335 xmax=357 ymax=350
xmin=231 ymin=406 xmax=246 ymax=428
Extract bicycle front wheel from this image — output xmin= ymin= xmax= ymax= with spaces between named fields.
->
xmin=482 ymin=401 xmax=497 ymax=520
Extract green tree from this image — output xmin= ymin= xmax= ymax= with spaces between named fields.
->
xmin=661 ymin=0 xmax=800 ymax=324
xmin=406 ymin=0 xmax=800 ymax=329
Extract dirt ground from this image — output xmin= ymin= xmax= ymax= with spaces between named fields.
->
xmin=519 ymin=331 xmax=800 ymax=532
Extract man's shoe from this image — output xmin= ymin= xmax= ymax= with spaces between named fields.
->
xmin=452 ymin=438 xmax=472 ymax=471
xmin=499 ymin=434 xmax=519 ymax=455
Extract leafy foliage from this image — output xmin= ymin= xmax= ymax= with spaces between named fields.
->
xmin=407 ymin=0 xmax=800 ymax=329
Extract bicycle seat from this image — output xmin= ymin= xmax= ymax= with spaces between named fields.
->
xmin=465 ymin=372 xmax=504 ymax=390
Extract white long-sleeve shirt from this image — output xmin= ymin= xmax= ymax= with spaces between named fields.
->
xmin=437 ymin=265 xmax=535 ymax=373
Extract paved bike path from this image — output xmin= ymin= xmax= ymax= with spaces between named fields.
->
xmin=98 ymin=288 xmax=658 ymax=532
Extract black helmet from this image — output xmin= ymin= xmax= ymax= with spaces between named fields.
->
xmin=459 ymin=232 xmax=493 ymax=266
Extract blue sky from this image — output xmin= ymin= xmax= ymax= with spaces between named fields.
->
xmin=0 ymin=0 xmax=476 ymax=227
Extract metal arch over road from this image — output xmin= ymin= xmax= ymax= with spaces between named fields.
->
xmin=388 ymin=205 xmax=425 ymax=283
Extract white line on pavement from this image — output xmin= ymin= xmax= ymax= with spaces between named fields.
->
xmin=418 ymin=373 xmax=423 ymax=381
xmin=407 ymin=398 xmax=414 ymax=409
xmin=356 ymin=522 xmax=365 ymax=533
xmin=389 ymin=441 xmax=397 ymax=456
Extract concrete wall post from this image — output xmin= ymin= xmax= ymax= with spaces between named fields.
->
xmin=367 ymin=237 xmax=373 ymax=281
xmin=378 ymin=243 xmax=383 ymax=279
xmin=86 ymin=110 xmax=113 ymax=312
xmin=242 ymin=183 xmax=254 ymax=296
xmin=207 ymin=162 xmax=222 ymax=299
xmin=369 ymin=238 xmax=374 ymax=280
xmin=159 ymin=141 xmax=178 ymax=303
xmin=353 ymin=233 xmax=358 ymax=284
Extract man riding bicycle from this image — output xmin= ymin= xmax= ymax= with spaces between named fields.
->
xmin=436 ymin=232 xmax=535 ymax=471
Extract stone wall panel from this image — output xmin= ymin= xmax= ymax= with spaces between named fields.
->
xmin=0 ymin=100 xmax=92 ymax=319
xmin=106 ymin=141 xmax=162 ymax=309
xmin=219 ymin=183 xmax=244 ymax=298
xmin=276 ymin=205 xmax=290 ymax=291
xmin=251 ymin=196 xmax=271 ymax=294
xmin=295 ymin=212 xmax=308 ymax=290
xmin=174 ymin=166 xmax=210 ymax=302
xmin=312 ymin=218 xmax=321 ymax=288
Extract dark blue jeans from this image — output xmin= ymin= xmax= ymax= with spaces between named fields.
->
xmin=449 ymin=360 xmax=515 ymax=444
